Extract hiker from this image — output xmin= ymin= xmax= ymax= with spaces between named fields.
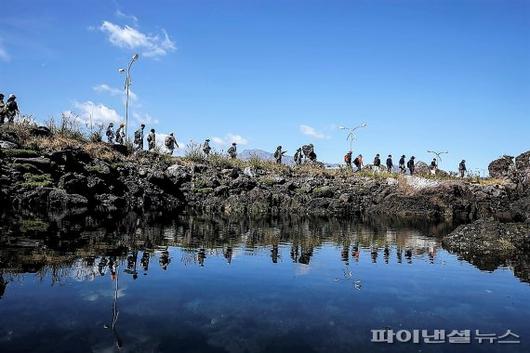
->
xmin=134 ymin=124 xmax=145 ymax=151
xmin=386 ymin=154 xmax=393 ymax=172
xmin=165 ymin=133 xmax=179 ymax=155
xmin=202 ymin=139 xmax=211 ymax=156
xmin=5 ymin=94 xmax=19 ymax=123
xmin=353 ymin=154 xmax=364 ymax=172
xmin=0 ymin=94 xmax=5 ymax=124
xmin=302 ymin=144 xmax=317 ymax=162
xmin=294 ymin=148 xmax=303 ymax=165
xmin=373 ymin=154 xmax=381 ymax=171
xmin=459 ymin=160 xmax=467 ymax=178
xmin=115 ymin=123 xmax=125 ymax=144
xmin=227 ymin=142 xmax=237 ymax=159
xmin=147 ymin=129 xmax=156 ymax=151
xmin=274 ymin=145 xmax=286 ymax=164
xmin=407 ymin=156 xmax=416 ymax=175
xmin=106 ymin=123 xmax=115 ymax=144
xmin=430 ymin=158 xmax=438 ymax=175
xmin=344 ymin=151 xmax=353 ymax=169
xmin=399 ymin=155 xmax=406 ymax=174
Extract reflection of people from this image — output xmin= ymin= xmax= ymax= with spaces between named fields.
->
xmin=271 ymin=244 xmax=279 ymax=263
xmin=396 ymin=246 xmax=403 ymax=263
xmin=405 ymin=249 xmax=413 ymax=264
xmin=197 ymin=249 xmax=206 ymax=267
xmin=98 ymin=257 xmax=108 ymax=276
xmin=224 ymin=246 xmax=233 ymax=264
xmin=126 ymin=251 xmax=139 ymax=279
xmin=104 ymin=262 xmax=123 ymax=350
xmin=160 ymin=250 xmax=171 ymax=270
xmin=371 ymin=248 xmax=378 ymax=263
xmin=352 ymin=244 xmax=360 ymax=262
xmin=341 ymin=245 xmax=350 ymax=264
xmin=428 ymin=246 xmax=436 ymax=264
xmin=384 ymin=246 xmax=390 ymax=264
xmin=290 ymin=244 xmax=299 ymax=263
xmin=141 ymin=251 xmax=150 ymax=273
xmin=109 ymin=257 xmax=117 ymax=281
xmin=298 ymin=245 xmax=314 ymax=265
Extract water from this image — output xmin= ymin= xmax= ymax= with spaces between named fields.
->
xmin=0 ymin=215 xmax=529 ymax=353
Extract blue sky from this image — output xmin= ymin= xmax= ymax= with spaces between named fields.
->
xmin=0 ymin=0 xmax=528 ymax=172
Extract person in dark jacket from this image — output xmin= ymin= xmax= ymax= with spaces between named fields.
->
xmin=407 ymin=156 xmax=416 ymax=175
xmin=386 ymin=155 xmax=393 ymax=173
xmin=373 ymin=154 xmax=381 ymax=170
xmin=430 ymin=158 xmax=438 ymax=175
xmin=353 ymin=154 xmax=363 ymax=172
xmin=344 ymin=151 xmax=353 ymax=169
xmin=459 ymin=160 xmax=467 ymax=178
xmin=399 ymin=155 xmax=406 ymax=174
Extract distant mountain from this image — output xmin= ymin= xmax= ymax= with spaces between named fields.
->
xmin=239 ymin=149 xmax=295 ymax=165
xmin=239 ymin=149 xmax=339 ymax=168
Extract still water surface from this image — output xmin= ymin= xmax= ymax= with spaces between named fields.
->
xmin=0 ymin=216 xmax=529 ymax=353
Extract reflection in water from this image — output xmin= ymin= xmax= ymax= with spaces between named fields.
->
xmin=0 ymin=213 xmax=529 ymax=353
xmin=103 ymin=261 xmax=123 ymax=350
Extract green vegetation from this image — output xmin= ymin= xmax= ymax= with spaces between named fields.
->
xmin=3 ymin=149 xmax=40 ymax=158
xmin=19 ymin=218 xmax=50 ymax=233
xmin=20 ymin=173 xmax=53 ymax=188
xmin=183 ymin=142 xmax=206 ymax=163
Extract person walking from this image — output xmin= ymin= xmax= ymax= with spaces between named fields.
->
xmin=430 ymin=158 xmax=438 ymax=175
xmin=147 ymin=129 xmax=156 ymax=151
xmin=344 ymin=151 xmax=353 ymax=170
xmin=407 ymin=156 xmax=416 ymax=175
xmin=399 ymin=155 xmax=406 ymax=174
xmin=386 ymin=155 xmax=393 ymax=173
xmin=227 ymin=143 xmax=237 ymax=159
xmin=5 ymin=94 xmax=19 ymax=123
xmin=202 ymin=139 xmax=211 ymax=156
xmin=165 ymin=133 xmax=179 ymax=155
xmin=115 ymin=123 xmax=126 ymax=145
xmin=106 ymin=123 xmax=115 ymax=144
xmin=459 ymin=160 xmax=467 ymax=178
xmin=134 ymin=124 xmax=145 ymax=151
xmin=353 ymin=154 xmax=364 ymax=172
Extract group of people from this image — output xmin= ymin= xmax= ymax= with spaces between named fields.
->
xmin=3 ymin=94 xmax=469 ymax=176
xmin=105 ymin=123 xmax=179 ymax=155
xmin=0 ymin=93 xmax=20 ymax=124
xmin=344 ymin=151 xmax=467 ymax=177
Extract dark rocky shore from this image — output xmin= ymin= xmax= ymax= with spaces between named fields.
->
xmin=0 ymin=125 xmax=529 ymax=268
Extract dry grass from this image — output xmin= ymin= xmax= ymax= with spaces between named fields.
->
xmin=474 ymin=177 xmax=507 ymax=186
xmin=27 ymin=135 xmax=83 ymax=151
xmin=0 ymin=116 xmax=38 ymax=145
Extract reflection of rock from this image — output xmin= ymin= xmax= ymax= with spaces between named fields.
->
xmin=442 ymin=219 xmax=530 ymax=278
xmin=0 ymin=140 xmax=18 ymax=149
xmin=0 ymin=276 xmax=6 ymax=299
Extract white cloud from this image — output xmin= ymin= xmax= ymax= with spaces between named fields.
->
xmin=212 ymin=137 xmax=225 ymax=145
xmin=67 ymin=101 xmax=123 ymax=126
xmin=115 ymin=9 xmax=138 ymax=25
xmin=133 ymin=112 xmax=159 ymax=125
xmin=299 ymin=124 xmax=327 ymax=139
xmin=211 ymin=133 xmax=249 ymax=146
xmin=93 ymin=83 xmax=137 ymax=102
xmin=0 ymin=39 xmax=10 ymax=62
xmin=99 ymin=21 xmax=176 ymax=58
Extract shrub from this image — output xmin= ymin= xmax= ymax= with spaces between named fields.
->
xmin=183 ymin=142 xmax=206 ymax=163
xmin=2 ymin=149 xmax=40 ymax=158
xmin=20 ymin=173 xmax=53 ymax=188
xmin=45 ymin=113 xmax=84 ymax=140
